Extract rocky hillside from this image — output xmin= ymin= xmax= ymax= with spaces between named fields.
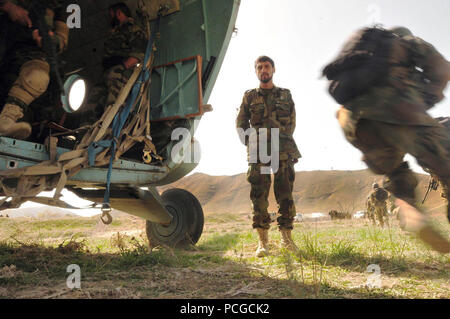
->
xmin=158 ymin=169 xmax=445 ymax=215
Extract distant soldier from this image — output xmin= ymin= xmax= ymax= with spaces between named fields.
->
xmin=236 ymin=55 xmax=301 ymax=257
xmin=82 ymin=2 xmax=147 ymax=124
xmin=323 ymin=26 xmax=450 ymax=253
xmin=0 ymin=0 xmax=69 ymax=139
xmin=366 ymin=183 xmax=389 ymax=227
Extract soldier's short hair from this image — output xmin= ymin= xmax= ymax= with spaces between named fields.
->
xmin=109 ymin=2 xmax=132 ymax=17
xmin=254 ymin=56 xmax=275 ymax=69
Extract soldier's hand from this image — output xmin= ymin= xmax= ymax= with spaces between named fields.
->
xmin=123 ymin=57 xmax=140 ymax=69
xmin=3 ymin=1 xmax=32 ymax=28
xmin=32 ymin=29 xmax=55 ymax=48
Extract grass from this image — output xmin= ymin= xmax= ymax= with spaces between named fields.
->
xmin=0 ymin=213 xmax=448 ymax=299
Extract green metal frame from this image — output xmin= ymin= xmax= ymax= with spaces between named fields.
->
xmin=0 ymin=0 xmax=240 ymax=189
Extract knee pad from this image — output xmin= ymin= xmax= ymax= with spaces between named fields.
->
xmin=9 ymin=59 xmax=50 ymax=105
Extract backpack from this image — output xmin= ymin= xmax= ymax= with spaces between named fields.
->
xmin=374 ymin=188 xmax=388 ymax=202
xmin=322 ymin=27 xmax=400 ymax=104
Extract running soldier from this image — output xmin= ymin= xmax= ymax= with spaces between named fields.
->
xmin=323 ymin=26 xmax=450 ymax=253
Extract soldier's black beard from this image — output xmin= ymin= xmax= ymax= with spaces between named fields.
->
xmin=260 ymin=77 xmax=272 ymax=84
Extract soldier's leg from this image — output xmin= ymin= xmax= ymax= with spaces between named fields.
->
xmin=375 ymin=207 xmax=384 ymax=227
xmin=367 ymin=203 xmax=376 ymax=225
xmin=274 ymin=160 xmax=299 ymax=252
xmin=371 ymin=122 xmax=450 ymax=252
xmin=338 ymin=109 xmax=450 ymax=252
xmin=338 ymin=114 xmax=415 ymax=204
xmin=375 ymin=123 xmax=450 ymax=222
xmin=247 ymin=163 xmax=271 ymax=257
xmin=0 ymin=58 xmax=50 ymax=139
xmin=247 ymin=163 xmax=271 ymax=230
xmin=105 ymin=65 xmax=133 ymax=106
xmin=274 ymin=160 xmax=296 ymax=230
xmin=371 ymin=212 xmax=377 ymax=225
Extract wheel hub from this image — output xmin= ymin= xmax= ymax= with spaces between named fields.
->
xmin=153 ymin=204 xmax=179 ymax=237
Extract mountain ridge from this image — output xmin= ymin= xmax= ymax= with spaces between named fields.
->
xmin=159 ymin=169 xmax=445 ymax=216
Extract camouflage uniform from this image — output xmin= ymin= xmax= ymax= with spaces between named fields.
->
xmin=0 ymin=0 xmax=68 ymax=137
xmin=82 ymin=18 xmax=147 ymax=123
xmin=0 ymin=0 xmax=68 ymax=109
xmin=337 ymin=31 xmax=450 ymax=221
xmin=236 ymin=86 xmax=301 ymax=230
xmin=366 ymin=187 xmax=389 ymax=227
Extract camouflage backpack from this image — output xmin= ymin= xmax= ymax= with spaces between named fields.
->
xmin=374 ymin=188 xmax=388 ymax=201
xmin=322 ymin=27 xmax=400 ymax=104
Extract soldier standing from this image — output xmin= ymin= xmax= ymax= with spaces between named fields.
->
xmin=0 ymin=0 xmax=69 ymax=139
xmin=324 ymin=26 xmax=450 ymax=253
xmin=236 ymin=56 xmax=301 ymax=257
xmin=366 ymin=183 xmax=389 ymax=227
xmin=82 ymin=2 xmax=147 ymax=124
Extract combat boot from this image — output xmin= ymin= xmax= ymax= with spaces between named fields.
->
xmin=255 ymin=228 xmax=269 ymax=257
xmin=280 ymin=229 xmax=299 ymax=253
xmin=396 ymin=199 xmax=450 ymax=254
xmin=0 ymin=104 xmax=31 ymax=139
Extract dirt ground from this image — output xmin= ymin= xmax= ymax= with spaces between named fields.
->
xmin=0 ymin=210 xmax=449 ymax=299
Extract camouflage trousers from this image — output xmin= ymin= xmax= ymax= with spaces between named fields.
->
xmin=338 ymin=108 xmax=450 ymax=221
xmin=80 ymin=64 xmax=133 ymax=125
xmin=367 ymin=203 xmax=389 ymax=227
xmin=247 ymin=160 xmax=296 ymax=230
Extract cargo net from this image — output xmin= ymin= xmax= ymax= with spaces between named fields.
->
xmin=0 ymin=53 xmax=161 ymax=212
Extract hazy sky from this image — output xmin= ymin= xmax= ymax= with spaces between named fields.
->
xmin=193 ymin=0 xmax=450 ymax=176
xmin=13 ymin=0 xmax=450 ymax=214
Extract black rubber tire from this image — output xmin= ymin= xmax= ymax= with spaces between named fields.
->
xmin=146 ymin=188 xmax=204 ymax=249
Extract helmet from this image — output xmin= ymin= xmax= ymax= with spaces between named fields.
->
xmin=390 ymin=26 xmax=413 ymax=37
xmin=372 ymin=183 xmax=379 ymax=189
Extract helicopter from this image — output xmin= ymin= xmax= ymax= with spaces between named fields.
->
xmin=0 ymin=0 xmax=240 ymax=248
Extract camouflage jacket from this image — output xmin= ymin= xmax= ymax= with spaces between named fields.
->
xmin=345 ymin=34 xmax=450 ymax=126
xmin=103 ymin=18 xmax=147 ymax=63
xmin=236 ymin=86 xmax=301 ymax=160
